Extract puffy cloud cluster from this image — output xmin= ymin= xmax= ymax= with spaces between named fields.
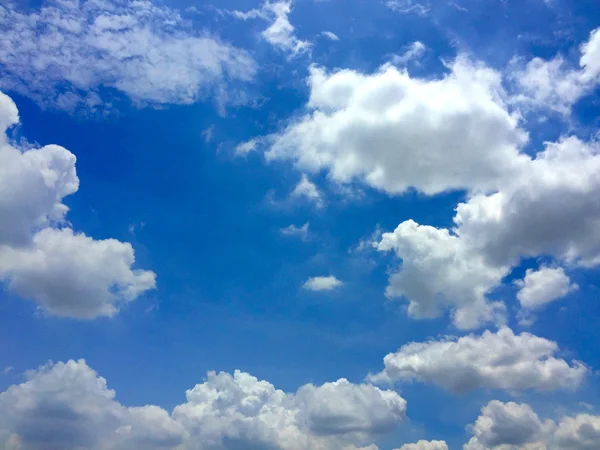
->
xmin=464 ymin=400 xmax=600 ymax=450
xmin=512 ymin=28 xmax=600 ymax=113
xmin=230 ymin=1 xmax=310 ymax=56
xmin=0 ymin=360 xmax=407 ymax=450
xmin=370 ymin=327 xmax=587 ymax=394
xmin=0 ymin=90 xmax=155 ymax=318
xmin=0 ymin=0 xmax=256 ymax=112
xmin=396 ymin=441 xmax=448 ymax=450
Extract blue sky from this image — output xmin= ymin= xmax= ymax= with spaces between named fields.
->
xmin=0 ymin=0 xmax=600 ymax=449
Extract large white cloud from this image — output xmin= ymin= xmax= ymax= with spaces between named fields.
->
xmin=0 ymin=90 xmax=155 ymax=318
xmin=378 ymin=136 xmax=600 ymax=328
xmin=0 ymin=360 xmax=407 ymax=450
xmin=512 ymin=27 xmax=600 ymax=113
xmin=369 ymin=327 xmax=587 ymax=394
xmin=265 ymin=59 xmax=529 ymax=196
xmin=464 ymin=400 xmax=600 ymax=450
xmin=0 ymin=0 xmax=256 ymax=112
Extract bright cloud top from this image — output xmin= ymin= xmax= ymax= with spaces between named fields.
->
xmin=0 ymin=0 xmax=256 ymax=112
xmin=369 ymin=327 xmax=587 ymax=394
xmin=0 ymin=90 xmax=155 ymax=318
xmin=396 ymin=441 xmax=448 ymax=450
xmin=0 ymin=359 xmax=407 ymax=450
xmin=464 ymin=400 xmax=600 ymax=450
xmin=516 ymin=266 xmax=578 ymax=310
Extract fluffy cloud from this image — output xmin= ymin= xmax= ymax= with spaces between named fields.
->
xmin=0 ymin=0 xmax=256 ymax=112
xmin=303 ymin=276 xmax=344 ymax=291
xmin=0 ymin=90 xmax=155 ymax=318
xmin=376 ymin=220 xmax=508 ymax=329
xmin=512 ymin=27 xmax=600 ymax=113
xmin=396 ymin=441 xmax=448 ymax=450
xmin=266 ymin=59 xmax=529 ymax=196
xmin=231 ymin=1 xmax=310 ymax=56
xmin=378 ymin=136 xmax=600 ymax=328
xmin=516 ymin=267 xmax=578 ymax=310
xmin=369 ymin=327 xmax=587 ymax=394
xmin=464 ymin=400 xmax=600 ymax=450
xmin=0 ymin=360 xmax=407 ymax=450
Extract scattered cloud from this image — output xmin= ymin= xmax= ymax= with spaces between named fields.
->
xmin=386 ymin=0 xmax=430 ymax=16
xmin=0 ymin=90 xmax=155 ymax=319
xmin=396 ymin=441 xmax=448 ymax=450
xmin=511 ymin=27 xmax=600 ymax=113
xmin=390 ymin=41 xmax=426 ymax=65
xmin=0 ymin=359 xmax=407 ymax=450
xmin=291 ymin=174 xmax=324 ymax=208
xmin=516 ymin=266 xmax=578 ymax=310
xmin=280 ymin=222 xmax=310 ymax=240
xmin=321 ymin=31 xmax=341 ymax=41
xmin=0 ymin=0 xmax=257 ymax=113
xmin=230 ymin=1 xmax=311 ymax=56
xmin=303 ymin=275 xmax=344 ymax=291
xmin=369 ymin=327 xmax=587 ymax=393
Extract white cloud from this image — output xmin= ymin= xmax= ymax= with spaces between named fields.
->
xmin=376 ymin=220 xmax=508 ymax=329
xmin=396 ymin=441 xmax=448 ymax=450
xmin=390 ymin=41 xmax=426 ymax=65
xmin=512 ymin=27 xmax=600 ymax=113
xmin=378 ymin=136 xmax=600 ymax=328
xmin=369 ymin=327 xmax=587 ymax=394
xmin=464 ymin=400 xmax=600 ymax=450
xmin=0 ymin=0 xmax=256 ymax=112
xmin=0 ymin=360 xmax=407 ymax=450
xmin=0 ymin=228 xmax=157 ymax=319
xmin=291 ymin=174 xmax=324 ymax=207
xmin=280 ymin=222 xmax=310 ymax=240
xmin=322 ymin=31 xmax=340 ymax=41
xmin=303 ymin=275 xmax=344 ymax=291
xmin=231 ymin=1 xmax=311 ymax=56
xmin=386 ymin=0 xmax=430 ymax=16
xmin=516 ymin=266 xmax=578 ymax=310
xmin=266 ymin=59 xmax=529 ymax=196
xmin=0 ymin=90 xmax=155 ymax=318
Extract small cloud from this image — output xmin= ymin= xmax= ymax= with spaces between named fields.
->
xmin=449 ymin=1 xmax=468 ymax=12
xmin=3 ymin=366 xmax=14 ymax=375
xmin=303 ymin=275 xmax=344 ymax=291
xmin=386 ymin=0 xmax=430 ymax=16
xmin=321 ymin=31 xmax=340 ymax=41
xmin=291 ymin=175 xmax=324 ymax=208
xmin=202 ymin=126 xmax=215 ymax=144
xmin=128 ymin=222 xmax=146 ymax=236
xmin=351 ymin=225 xmax=383 ymax=253
xmin=389 ymin=41 xmax=426 ymax=65
xmin=236 ymin=139 xmax=260 ymax=154
xmin=280 ymin=222 xmax=310 ymax=240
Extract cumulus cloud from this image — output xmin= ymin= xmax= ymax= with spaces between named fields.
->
xmin=266 ymin=59 xmax=529 ymax=196
xmin=396 ymin=441 xmax=448 ymax=450
xmin=303 ymin=275 xmax=344 ymax=291
xmin=378 ymin=136 xmax=600 ymax=328
xmin=464 ymin=400 xmax=600 ymax=450
xmin=231 ymin=1 xmax=310 ymax=56
xmin=0 ymin=360 xmax=407 ymax=450
xmin=516 ymin=266 xmax=578 ymax=310
xmin=291 ymin=174 xmax=324 ymax=207
xmin=280 ymin=222 xmax=310 ymax=240
xmin=0 ymin=0 xmax=256 ymax=112
xmin=0 ymin=90 xmax=155 ymax=318
xmin=369 ymin=327 xmax=587 ymax=394
xmin=390 ymin=41 xmax=426 ymax=65
xmin=512 ymin=27 xmax=600 ymax=113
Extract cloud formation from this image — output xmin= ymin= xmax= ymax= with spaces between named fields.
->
xmin=303 ymin=275 xmax=344 ymax=291
xmin=0 ymin=90 xmax=155 ymax=318
xmin=0 ymin=0 xmax=256 ymax=112
xmin=516 ymin=266 xmax=578 ymax=310
xmin=0 ymin=359 xmax=407 ymax=450
xmin=370 ymin=327 xmax=587 ymax=393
